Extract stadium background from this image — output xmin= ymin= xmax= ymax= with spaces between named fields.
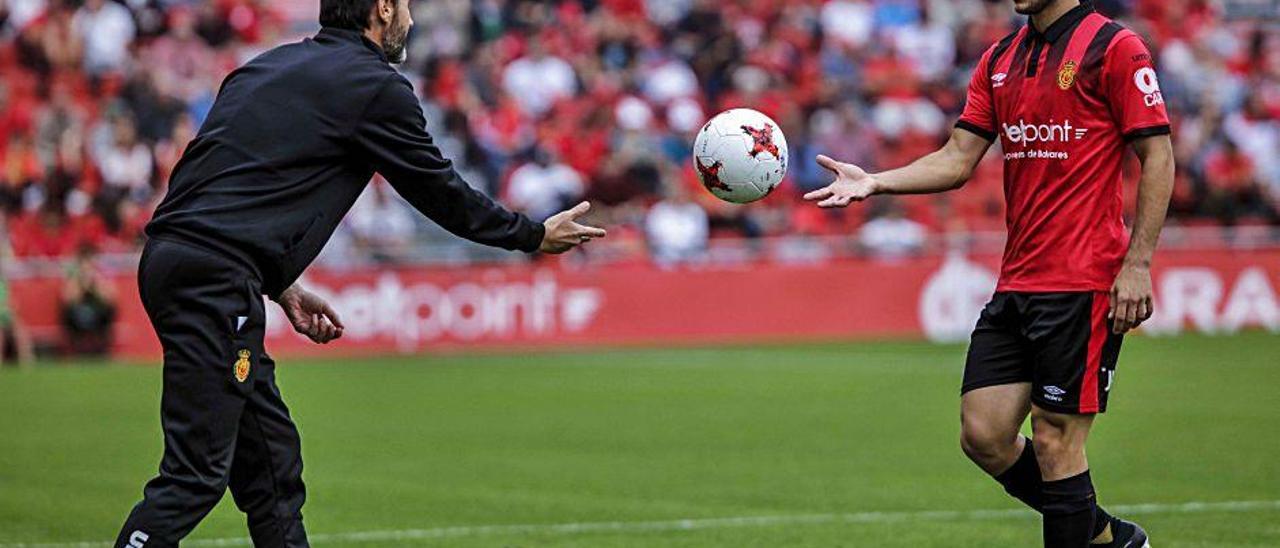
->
xmin=1 ymin=0 xmax=1278 ymax=546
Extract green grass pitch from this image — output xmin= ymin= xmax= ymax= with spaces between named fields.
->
xmin=1 ymin=333 xmax=1278 ymax=547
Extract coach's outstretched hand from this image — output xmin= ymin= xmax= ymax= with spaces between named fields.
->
xmin=540 ymin=201 xmax=607 ymax=254
xmin=277 ymin=284 xmax=345 ymax=344
xmin=804 ymin=155 xmax=880 ymax=208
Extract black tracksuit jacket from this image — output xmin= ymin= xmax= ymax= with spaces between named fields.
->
xmin=147 ymin=27 xmax=544 ymax=298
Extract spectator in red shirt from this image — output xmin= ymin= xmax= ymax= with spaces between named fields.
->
xmin=1202 ymin=138 xmax=1280 ymax=226
xmin=9 ymin=198 xmax=79 ymax=257
xmin=1 ymin=132 xmax=41 ymax=210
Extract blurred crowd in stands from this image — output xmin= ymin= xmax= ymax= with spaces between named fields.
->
xmin=0 ymin=0 xmax=1277 ymax=272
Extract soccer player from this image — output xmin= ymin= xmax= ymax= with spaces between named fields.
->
xmin=113 ymin=0 xmax=605 ymax=546
xmin=804 ymin=1 xmax=1172 ymax=546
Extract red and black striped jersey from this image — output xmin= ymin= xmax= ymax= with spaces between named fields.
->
xmin=957 ymin=2 xmax=1171 ymax=293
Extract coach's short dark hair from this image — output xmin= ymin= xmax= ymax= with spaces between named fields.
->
xmin=319 ymin=0 xmax=379 ymax=30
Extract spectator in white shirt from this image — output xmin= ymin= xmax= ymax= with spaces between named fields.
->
xmin=1 ymin=0 xmax=46 ymax=38
xmin=1224 ymin=94 xmax=1280 ymax=195
xmin=345 ymin=178 xmax=417 ymax=264
xmin=506 ymin=148 xmax=584 ymax=222
xmin=859 ymin=199 xmax=927 ymax=260
xmin=641 ymin=54 xmax=699 ymax=105
xmin=891 ymin=5 xmax=955 ymax=83
xmin=872 ymin=95 xmax=946 ymax=139
xmin=501 ymin=39 xmax=576 ymax=117
xmin=73 ymin=0 xmax=135 ymax=75
xmin=645 ymin=184 xmax=708 ymax=267
xmin=820 ymin=0 xmax=873 ymax=49
xmin=95 ymin=116 xmax=152 ymax=203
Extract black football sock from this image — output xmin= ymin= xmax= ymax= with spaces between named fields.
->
xmin=993 ymin=436 xmax=1116 ymax=541
xmin=1091 ymin=506 xmax=1114 ymax=543
xmin=994 ymin=436 xmax=1043 ymax=510
xmin=1042 ymin=470 xmax=1097 ymax=548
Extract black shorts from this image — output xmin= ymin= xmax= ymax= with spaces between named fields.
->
xmin=962 ymin=291 xmax=1124 ymax=414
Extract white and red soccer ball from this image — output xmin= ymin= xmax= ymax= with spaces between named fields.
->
xmin=692 ymin=108 xmax=789 ymax=204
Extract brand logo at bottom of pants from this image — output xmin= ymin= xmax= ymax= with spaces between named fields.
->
xmin=1043 ymin=385 xmax=1066 ymax=402
xmin=234 ymin=349 xmax=251 ymax=383
xmin=128 ymin=531 xmax=149 ymax=547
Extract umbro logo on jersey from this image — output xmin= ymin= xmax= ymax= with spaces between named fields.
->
xmin=991 ymin=72 xmax=1008 ymax=88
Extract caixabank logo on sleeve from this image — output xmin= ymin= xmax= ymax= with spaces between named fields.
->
xmin=1134 ymin=67 xmax=1165 ymax=107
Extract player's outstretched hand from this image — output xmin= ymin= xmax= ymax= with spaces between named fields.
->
xmin=1109 ymin=264 xmax=1154 ymax=334
xmin=804 ymin=155 xmax=880 ymax=208
xmin=540 ymin=201 xmax=607 ymax=254
xmin=277 ymin=284 xmax=345 ymax=344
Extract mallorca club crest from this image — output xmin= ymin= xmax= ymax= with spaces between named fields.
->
xmin=741 ymin=123 xmax=781 ymax=159
xmin=1057 ymin=61 xmax=1078 ymax=91
xmin=234 ymin=349 xmax=251 ymax=383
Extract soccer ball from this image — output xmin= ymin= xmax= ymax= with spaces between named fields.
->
xmin=692 ymin=108 xmax=789 ymax=204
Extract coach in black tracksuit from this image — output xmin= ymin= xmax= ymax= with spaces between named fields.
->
xmin=115 ymin=0 xmax=605 ymax=545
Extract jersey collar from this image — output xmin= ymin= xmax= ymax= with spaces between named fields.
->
xmin=1028 ymin=1 xmax=1094 ymax=43
xmin=316 ymin=26 xmax=390 ymax=63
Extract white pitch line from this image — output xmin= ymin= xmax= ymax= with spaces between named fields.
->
xmin=4 ymin=499 xmax=1278 ymax=547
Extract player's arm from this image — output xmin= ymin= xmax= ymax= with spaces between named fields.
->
xmin=1109 ymin=134 xmax=1173 ymax=334
xmin=353 ymin=74 xmax=604 ymax=254
xmin=803 ymin=128 xmax=992 ymax=208
xmin=1104 ymin=33 xmax=1175 ymax=334
xmin=806 ymin=41 xmax=1000 ymax=209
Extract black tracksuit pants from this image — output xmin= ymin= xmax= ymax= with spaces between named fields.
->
xmin=116 ymin=238 xmax=308 ymax=547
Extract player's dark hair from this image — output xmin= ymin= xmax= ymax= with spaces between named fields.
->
xmin=319 ymin=0 xmax=379 ymax=31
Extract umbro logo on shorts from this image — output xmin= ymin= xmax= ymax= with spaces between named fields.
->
xmin=1043 ymin=386 xmax=1067 ymax=402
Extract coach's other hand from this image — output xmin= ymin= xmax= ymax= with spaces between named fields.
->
xmin=541 ymin=201 xmax=607 ymax=254
xmin=805 ymin=155 xmax=880 ymax=208
xmin=278 ymin=284 xmax=345 ymax=344
xmin=1109 ymin=263 xmax=1154 ymax=334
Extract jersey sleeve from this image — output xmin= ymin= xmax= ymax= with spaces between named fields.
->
xmin=1102 ymin=33 xmax=1171 ymax=140
xmin=955 ymin=49 xmax=998 ymax=142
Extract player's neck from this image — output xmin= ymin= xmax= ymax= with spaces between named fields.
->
xmin=1030 ymin=0 xmax=1082 ymax=35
